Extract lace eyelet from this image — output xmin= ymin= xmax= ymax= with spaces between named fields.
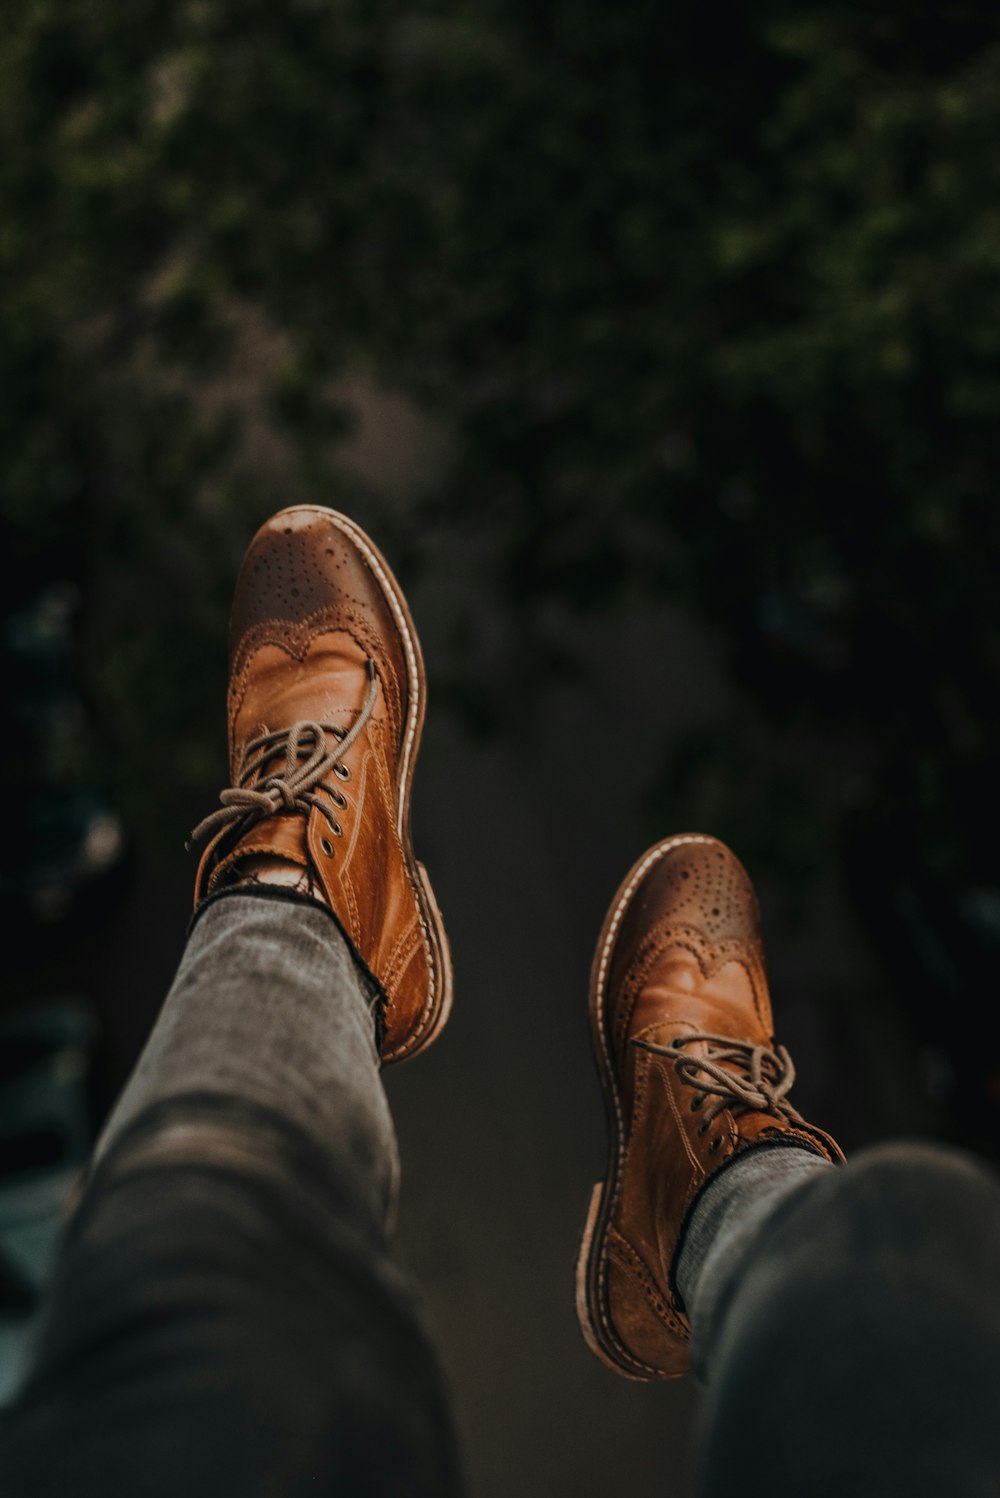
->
xmin=320 ymin=837 xmax=335 ymax=858
xmin=709 ymin=1136 xmax=723 ymax=1154
xmin=697 ymin=1121 xmax=709 ymax=1136
xmin=690 ymin=1095 xmax=703 ymax=1112
xmin=334 ymin=763 xmax=351 ymax=781
xmin=334 ymin=790 xmax=347 ymax=809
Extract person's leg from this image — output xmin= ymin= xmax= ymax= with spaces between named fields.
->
xmin=576 ymin=832 xmax=1000 ymax=1496
xmin=1 ymin=506 xmax=461 ymax=1496
xmin=0 ymin=891 xmax=462 ymax=1497
xmin=676 ymin=1139 xmax=1000 ymax=1498
xmin=575 ymin=833 xmax=844 ymax=1383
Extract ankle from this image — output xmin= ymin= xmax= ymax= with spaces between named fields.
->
xmin=674 ymin=1143 xmax=831 ymax=1321
xmin=226 ymin=856 xmax=316 ymax=899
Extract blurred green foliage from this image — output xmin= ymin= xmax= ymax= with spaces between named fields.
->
xmin=2 ymin=0 xmax=999 ymax=890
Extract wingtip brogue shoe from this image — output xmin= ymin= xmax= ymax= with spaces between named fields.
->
xmin=191 ymin=505 xmax=453 ymax=1064
xmin=576 ymin=833 xmax=843 ymax=1380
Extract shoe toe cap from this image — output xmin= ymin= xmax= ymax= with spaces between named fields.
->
xmin=616 ymin=834 xmax=762 ymax=957
xmin=228 ymin=506 xmax=413 ymax=735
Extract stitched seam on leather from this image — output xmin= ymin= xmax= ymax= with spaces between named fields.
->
xmin=337 ymin=866 xmax=361 ymax=944
xmin=226 ymin=511 xmax=442 ymax=1061
xmin=341 ymin=748 xmax=371 ymax=874
xmin=590 ymin=834 xmax=719 ymax=1377
xmin=778 ymin=1123 xmax=841 ymax=1162
xmin=615 ymin=927 xmax=768 ymax=1056
xmin=748 ymin=964 xmax=770 ymax=1031
xmin=629 ymin=1045 xmax=652 ymax=1130
xmin=383 ymin=914 xmax=419 ymax=988
xmin=371 ymin=726 xmax=409 ymax=876
xmin=195 ymin=512 xmax=445 ymax=1067
xmin=228 ymin=612 xmax=403 ymax=755
xmin=325 ymin=511 xmax=422 ymax=830
xmin=612 ymin=1057 xmax=698 ymax=1346
xmin=613 ymin=930 xmax=701 ymax=1057
xmin=383 ymin=919 xmax=421 ymax=991
xmin=384 ymin=888 xmax=438 ymax=1060
xmin=314 ymin=513 xmax=446 ymax=1055
xmin=369 ymin=726 xmax=435 ymax=1040
xmin=230 ymin=606 xmax=396 ymax=693
xmin=614 ymin=935 xmax=670 ymax=1056
xmin=663 ymin=1061 xmax=705 ymax=1179
xmin=627 ymin=929 xmax=759 ymax=993
xmin=606 ymin=1230 xmax=689 ymax=1339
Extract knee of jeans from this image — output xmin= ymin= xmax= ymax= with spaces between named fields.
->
xmin=812 ymin=1138 xmax=1000 ymax=1257
xmin=86 ymin=1094 xmax=397 ymax=1242
xmin=706 ymin=1139 xmax=1000 ymax=1379
xmin=698 ymin=1143 xmax=1000 ymax=1498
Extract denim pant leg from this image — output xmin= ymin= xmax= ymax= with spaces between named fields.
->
xmin=682 ymin=1142 xmax=1000 ymax=1498
xmin=0 ymin=890 xmax=463 ymax=1498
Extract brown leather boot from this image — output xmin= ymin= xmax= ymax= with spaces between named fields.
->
xmin=576 ymin=833 xmax=843 ymax=1379
xmin=190 ymin=505 xmax=453 ymax=1064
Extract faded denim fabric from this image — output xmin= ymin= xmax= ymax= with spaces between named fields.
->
xmin=0 ymin=892 xmax=462 ymax=1498
xmin=679 ymin=1140 xmax=1000 ymax=1498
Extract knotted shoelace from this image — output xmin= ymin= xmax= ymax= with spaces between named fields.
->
xmin=633 ymin=1031 xmax=805 ymax=1127
xmin=188 ymin=658 xmax=378 ymax=849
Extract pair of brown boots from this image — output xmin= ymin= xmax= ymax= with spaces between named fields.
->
xmin=191 ymin=506 xmax=843 ymax=1382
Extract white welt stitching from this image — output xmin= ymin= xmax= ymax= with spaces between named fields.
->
xmin=289 ymin=509 xmax=442 ymax=1046
xmin=341 ymin=749 xmax=370 ymax=872
xmin=592 ymin=832 xmax=718 ymax=1374
xmin=595 ymin=834 xmax=718 ymax=1156
xmin=322 ymin=512 xmax=421 ymax=837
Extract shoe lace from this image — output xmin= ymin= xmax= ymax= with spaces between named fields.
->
xmin=187 ymin=659 xmax=379 ymax=849
xmin=633 ymin=1032 xmax=805 ymax=1128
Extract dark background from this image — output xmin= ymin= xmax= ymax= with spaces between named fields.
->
xmin=3 ymin=3 xmax=1000 ymax=1495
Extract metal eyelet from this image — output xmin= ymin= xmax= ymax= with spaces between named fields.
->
xmin=709 ymin=1136 xmax=722 ymax=1154
xmin=690 ymin=1095 xmax=704 ymax=1112
xmin=320 ymin=837 xmax=335 ymax=857
xmin=334 ymin=763 xmax=351 ymax=781
xmin=697 ymin=1121 xmax=709 ymax=1136
xmin=333 ymin=790 xmax=347 ymax=809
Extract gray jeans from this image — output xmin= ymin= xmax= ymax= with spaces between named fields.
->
xmin=1 ymin=891 xmax=462 ymax=1497
xmin=3 ymin=890 xmax=1000 ymax=1497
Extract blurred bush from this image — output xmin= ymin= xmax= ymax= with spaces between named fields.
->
xmin=1 ymin=0 xmax=999 ymax=905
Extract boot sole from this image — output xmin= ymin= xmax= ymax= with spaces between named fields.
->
xmin=575 ymin=833 xmax=720 ymax=1378
xmin=278 ymin=505 xmax=454 ymax=1064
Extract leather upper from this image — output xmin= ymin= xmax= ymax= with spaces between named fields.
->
xmin=193 ymin=506 xmax=449 ymax=1063
xmin=599 ymin=835 xmax=843 ymax=1377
